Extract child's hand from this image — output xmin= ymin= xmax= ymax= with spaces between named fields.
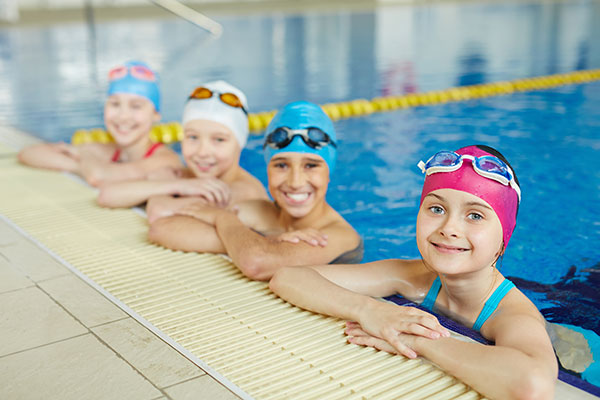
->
xmin=345 ymin=321 xmax=401 ymax=355
xmin=179 ymin=178 xmax=231 ymax=207
xmin=356 ymin=303 xmax=450 ymax=359
xmin=274 ymin=228 xmax=328 ymax=247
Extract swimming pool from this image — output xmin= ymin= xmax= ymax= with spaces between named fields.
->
xmin=1 ymin=0 xmax=599 ymax=385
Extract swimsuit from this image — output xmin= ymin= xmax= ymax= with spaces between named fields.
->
xmin=111 ymin=142 xmax=163 ymax=162
xmin=329 ymin=238 xmax=364 ymax=264
xmin=420 ymin=276 xmax=515 ymax=331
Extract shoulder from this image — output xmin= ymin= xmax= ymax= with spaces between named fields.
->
xmin=152 ymin=144 xmax=180 ymax=158
xmin=481 ymin=282 xmax=547 ymax=342
xmin=230 ymin=170 xmax=269 ymax=202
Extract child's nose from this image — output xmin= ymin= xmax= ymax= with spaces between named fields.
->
xmin=287 ymin=166 xmax=305 ymax=188
xmin=439 ymin=214 xmax=461 ymax=238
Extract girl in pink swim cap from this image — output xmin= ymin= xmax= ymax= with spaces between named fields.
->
xmin=271 ymin=145 xmax=558 ymax=399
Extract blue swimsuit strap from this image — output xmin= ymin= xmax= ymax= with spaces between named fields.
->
xmin=420 ymin=276 xmax=442 ymax=311
xmin=472 ymin=279 xmax=515 ymax=331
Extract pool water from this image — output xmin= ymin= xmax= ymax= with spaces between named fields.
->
xmin=1 ymin=0 xmax=599 ymax=382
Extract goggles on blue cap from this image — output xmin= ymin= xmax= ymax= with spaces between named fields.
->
xmin=107 ymin=61 xmax=160 ymax=112
xmin=263 ymin=101 xmax=337 ymax=172
xmin=264 ymin=126 xmax=337 ymax=150
xmin=418 ymin=150 xmax=521 ymax=202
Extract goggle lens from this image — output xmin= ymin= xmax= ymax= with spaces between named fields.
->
xmin=429 ymin=151 xmax=460 ymax=167
xmin=108 ymin=66 xmax=127 ymax=81
xmin=477 ymin=156 xmax=510 ymax=178
xmin=189 ymin=87 xmax=213 ymax=99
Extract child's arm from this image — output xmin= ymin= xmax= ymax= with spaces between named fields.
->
xmin=18 ymin=142 xmax=81 ymax=172
xmin=148 ymin=215 xmax=225 ymax=253
xmin=347 ymin=302 xmax=558 ymax=399
xmin=97 ymin=177 xmax=230 ymax=209
xmin=98 ymin=180 xmax=182 ymax=208
xmin=147 ymin=195 xmax=215 ymax=223
xmin=175 ymin=204 xmax=363 ymax=281
xmin=269 ymin=262 xmax=450 ymax=357
xmin=81 ymin=148 xmax=182 ymax=186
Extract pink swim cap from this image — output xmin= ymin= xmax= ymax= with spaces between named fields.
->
xmin=419 ymin=145 xmax=519 ymax=249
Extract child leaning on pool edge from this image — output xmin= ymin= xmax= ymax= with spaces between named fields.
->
xmin=96 ymin=80 xmax=268 ymax=219
xmin=149 ymin=101 xmax=363 ymax=280
xmin=18 ymin=61 xmax=181 ymax=187
xmin=270 ymin=145 xmax=558 ymax=400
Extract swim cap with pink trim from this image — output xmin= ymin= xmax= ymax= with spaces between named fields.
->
xmin=419 ymin=145 xmax=520 ymax=248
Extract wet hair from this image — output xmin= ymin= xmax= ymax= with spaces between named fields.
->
xmin=474 ymin=144 xmax=520 ymax=218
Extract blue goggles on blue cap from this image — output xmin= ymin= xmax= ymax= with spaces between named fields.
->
xmin=264 ymin=101 xmax=338 ymax=172
xmin=263 ymin=126 xmax=337 ymax=150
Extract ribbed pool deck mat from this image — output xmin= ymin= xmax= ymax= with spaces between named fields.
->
xmin=0 ymin=151 xmax=486 ymax=400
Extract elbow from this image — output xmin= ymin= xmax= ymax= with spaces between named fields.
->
xmin=85 ymin=172 xmax=103 ymax=187
xmin=148 ymin=219 xmax=170 ymax=248
xmin=236 ymin=252 xmax=274 ymax=281
xmin=17 ymin=150 xmax=27 ymax=165
xmin=511 ymin=368 xmax=556 ymax=400
xmin=96 ymin=188 xmax=114 ymax=208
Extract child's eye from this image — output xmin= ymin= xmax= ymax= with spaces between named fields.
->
xmin=467 ymin=212 xmax=483 ymax=221
xmin=429 ymin=206 xmax=444 ymax=215
xmin=213 ymin=137 xmax=227 ymax=143
xmin=274 ymin=162 xmax=287 ymax=169
xmin=305 ymin=163 xmax=319 ymax=169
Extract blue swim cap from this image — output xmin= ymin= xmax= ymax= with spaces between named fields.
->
xmin=107 ymin=61 xmax=161 ymax=112
xmin=264 ymin=101 xmax=337 ymax=172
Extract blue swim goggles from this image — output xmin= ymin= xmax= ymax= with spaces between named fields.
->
xmin=263 ymin=126 xmax=337 ymax=150
xmin=418 ymin=151 xmax=521 ymax=202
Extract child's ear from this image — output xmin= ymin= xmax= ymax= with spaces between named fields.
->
xmin=153 ymin=111 xmax=161 ymax=123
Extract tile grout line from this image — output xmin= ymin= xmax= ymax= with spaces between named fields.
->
xmin=0 ymin=213 xmax=254 ymax=400
xmin=34 ymin=283 xmax=172 ymax=399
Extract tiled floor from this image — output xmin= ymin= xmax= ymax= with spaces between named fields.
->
xmin=0 ymin=217 xmax=241 ymax=400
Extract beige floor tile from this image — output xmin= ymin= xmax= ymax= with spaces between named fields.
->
xmin=92 ymin=318 xmax=204 ymax=388
xmin=0 ymin=235 xmax=68 ymax=282
xmin=165 ymin=375 xmax=241 ymax=400
xmin=39 ymin=275 xmax=126 ymax=327
xmin=0 ymin=287 xmax=87 ymax=356
xmin=0 ymin=334 xmax=162 ymax=400
xmin=0 ymin=220 xmax=24 ymax=246
xmin=0 ymin=256 xmax=33 ymax=293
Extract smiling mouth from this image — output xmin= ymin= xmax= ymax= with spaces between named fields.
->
xmin=284 ymin=192 xmax=311 ymax=205
xmin=193 ymin=161 xmax=215 ymax=172
xmin=431 ymin=242 xmax=470 ymax=253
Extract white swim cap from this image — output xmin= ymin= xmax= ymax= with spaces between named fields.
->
xmin=182 ymin=80 xmax=249 ymax=147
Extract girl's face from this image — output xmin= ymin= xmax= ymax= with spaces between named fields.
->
xmin=416 ymin=188 xmax=504 ymax=276
xmin=182 ymin=119 xmax=241 ymax=178
xmin=267 ymin=152 xmax=330 ymax=218
xmin=104 ymin=93 xmax=159 ymax=147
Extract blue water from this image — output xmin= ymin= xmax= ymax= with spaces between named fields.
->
xmin=0 ymin=0 xmax=598 ymax=347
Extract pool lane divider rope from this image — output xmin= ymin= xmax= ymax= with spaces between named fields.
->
xmin=0 ymin=150 xmax=487 ymax=400
xmin=71 ymin=68 xmax=600 ymax=145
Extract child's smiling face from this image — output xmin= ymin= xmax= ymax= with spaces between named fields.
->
xmin=416 ymin=188 xmax=504 ymax=276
